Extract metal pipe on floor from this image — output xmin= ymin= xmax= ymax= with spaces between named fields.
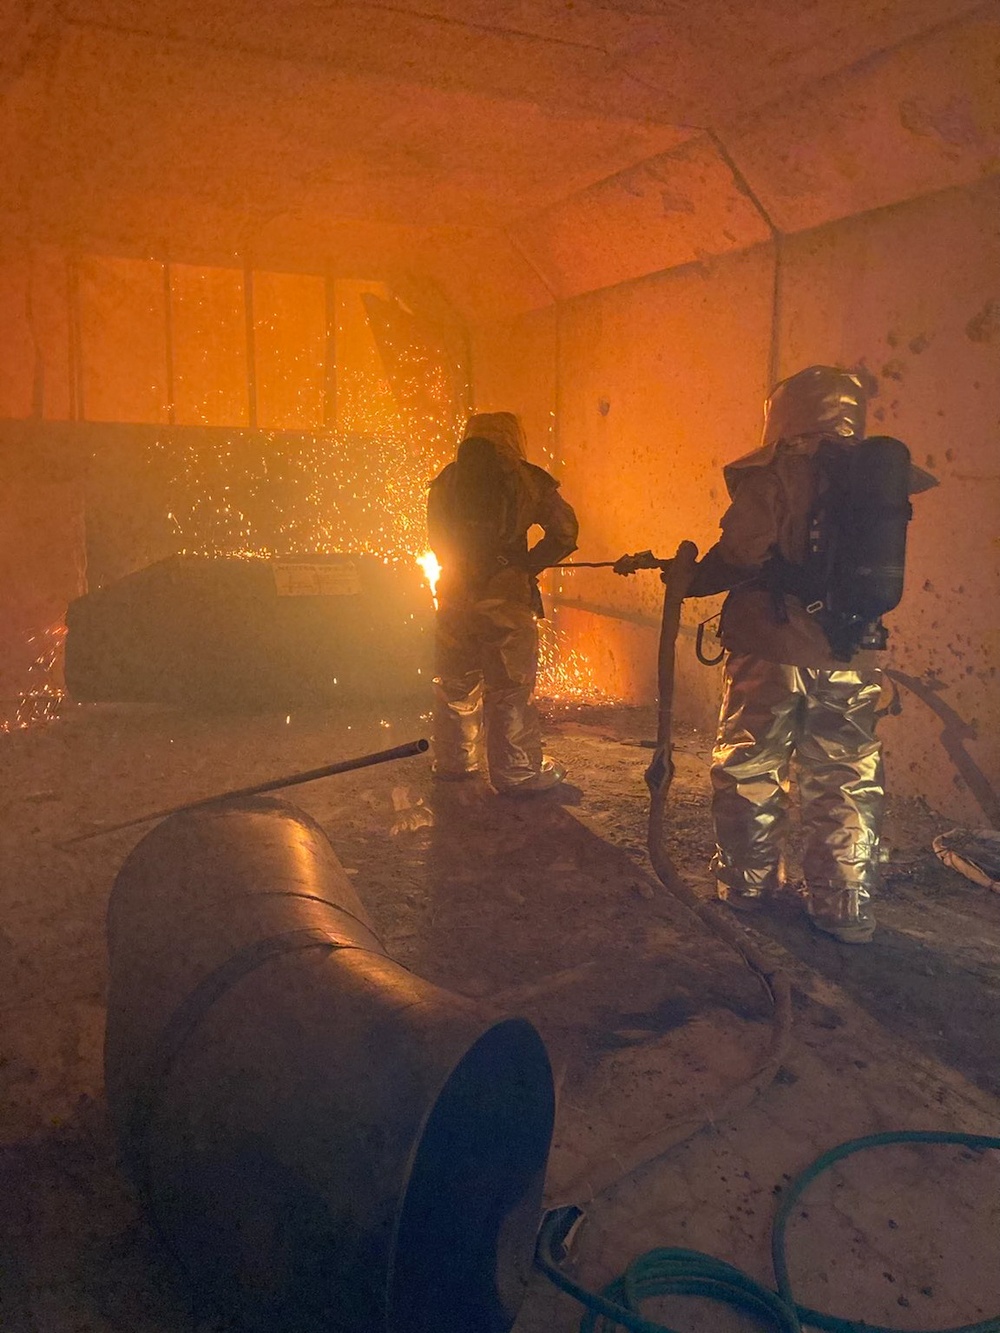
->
xmin=104 ymin=797 xmax=554 ymax=1333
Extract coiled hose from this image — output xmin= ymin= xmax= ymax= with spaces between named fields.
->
xmin=536 ymin=1129 xmax=1000 ymax=1333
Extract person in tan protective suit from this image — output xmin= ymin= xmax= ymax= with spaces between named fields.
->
xmin=688 ymin=366 xmax=936 ymax=944
xmin=428 ymin=412 xmax=579 ymax=794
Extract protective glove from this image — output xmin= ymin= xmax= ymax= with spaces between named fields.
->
xmin=612 ymin=550 xmax=662 ymax=576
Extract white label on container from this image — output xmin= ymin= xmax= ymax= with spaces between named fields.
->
xmin=272 ymin=562 xmax=362 ymax=597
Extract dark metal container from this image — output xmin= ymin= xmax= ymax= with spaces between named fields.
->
xmin=66 ymin=553 xmax=433 ymax=707
xmin=104 ymin=798 xmax=554 ymax=1333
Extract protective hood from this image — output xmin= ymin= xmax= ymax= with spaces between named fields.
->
xmin=722 ymin=365 xmax=936 ymax=499
xmin=763 ymin=365 xmax=867 ymax=447
xmin=461 ymin=412 xmax=527 ymax=462
xmin=723 ymin=366 xmax=865 ymax=497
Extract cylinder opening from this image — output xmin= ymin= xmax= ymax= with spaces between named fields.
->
xmin=389 ymin=1017 xmax=554 ymax=1333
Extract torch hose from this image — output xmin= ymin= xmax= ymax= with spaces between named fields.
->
xmin=537 ymin=1129 xmax=1000 ymax=1332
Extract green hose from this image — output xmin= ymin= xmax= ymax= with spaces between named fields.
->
xmin=536 ymin=1130 xmax=1000 ymax=1333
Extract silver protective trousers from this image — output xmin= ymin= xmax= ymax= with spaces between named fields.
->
xmin=711 ymin=653 xmax=884 ymax=929
xmin=433 ymin=596 xmax=543 ymax=790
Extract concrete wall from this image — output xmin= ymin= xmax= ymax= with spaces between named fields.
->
xmin=471 ymin=176 xmax=1000 ymax=824
xmin=777 ymin=178 xmax=1000 ymax=823
xmin=2 ymin=0 xmax=996 ymax=813
xmin=474 ymin=242 xmax=776 ymax=722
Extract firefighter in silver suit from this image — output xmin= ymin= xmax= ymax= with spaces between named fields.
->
xmin=428 ymin=412 xmax=579 ymax=794
xmin=689 ymin=366 xmax=932 ymax=943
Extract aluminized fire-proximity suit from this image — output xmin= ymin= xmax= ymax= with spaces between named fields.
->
xmin=428 ymin=412 xmax=579 ymax=793
xmin=690 ymin=366 xmax=932 ymax=943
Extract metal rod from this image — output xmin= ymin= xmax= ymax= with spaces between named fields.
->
xmin=243 ymin=255 xmax=258 ymax=429
xmin=27 ymin=247 xmax=45 ymax=419
xmin=163 ymin=258 xmax=177 ymax=426
xmin=62 ymin=738 xmax=430 ymax=845
xmin=67 ymin=254 xmax=84 ymax=422
xmin=552 ymin=556 xmax=670 ymax=570
xmin=323 ymin=266 xmax=338 ymax=429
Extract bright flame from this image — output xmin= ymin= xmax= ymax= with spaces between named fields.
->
xmin=417 ymin=550 xmax=442 ymax=607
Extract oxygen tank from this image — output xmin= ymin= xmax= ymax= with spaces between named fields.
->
xmin=829 ymin=436 xmax=913 ymax=651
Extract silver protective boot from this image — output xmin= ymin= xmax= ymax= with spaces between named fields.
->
xmin=806 ymin=884 xmax=876 ymax=944
xmin=498 ymin=758 xmax=567 ymax=797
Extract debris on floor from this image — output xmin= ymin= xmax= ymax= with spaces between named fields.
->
xmin=1 ymin=699 xmax=999 ymax=1332
xmin=933 ymin=827 xmax=1000 ymax=892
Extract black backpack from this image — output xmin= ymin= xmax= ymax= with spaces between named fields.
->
xmin=778 ymin=436 xmax=914 ymax=660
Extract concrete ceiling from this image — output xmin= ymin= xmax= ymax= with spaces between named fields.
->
xmin=48 ymin=0 xmax=987 ymax=121
xmin=1 ymin=0 xmax=997 ymax=317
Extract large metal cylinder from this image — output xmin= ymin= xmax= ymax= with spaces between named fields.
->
xmin=104 ymin=798 xmax=554 ymax=1333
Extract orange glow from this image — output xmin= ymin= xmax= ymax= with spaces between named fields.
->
xmin=0 ymin=260 xmax=617 ymax=723
xmin=1 ymin=623 xmax=68 ymax=733
xmin=536 ymin=618 xmax=616 ymax=707
xmin=416 ymin=550 xmax=442 ymax=606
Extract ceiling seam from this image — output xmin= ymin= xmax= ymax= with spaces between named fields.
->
xmin=55 ymin=12 xmax=670 ymax=126
xmin=601 ymin=1 xmax=993 ymax=132
xmin=343 ymin=2 xmax=608 ymax=52
xmin=40 ymin=0 xmax=997 ymax=137
xmin=702 ymin=128 xmax=782 ymax=386
xmin=504 ymin=123 xmax=776 ymax=242
xmin=57 ymin=10 xmax=606 ymax=64
xmin=502 ymin=227 xmax=559 ymax=304
xmin=711 ymin=0 xmax=996 ymax=131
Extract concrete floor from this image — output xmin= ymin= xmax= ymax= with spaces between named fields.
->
xmin=1 ymin=699 xmax=999 ymax=1331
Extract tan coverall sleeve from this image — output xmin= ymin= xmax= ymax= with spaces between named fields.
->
xmin=526 ymin=487 xmax=579 ymax=574
xmin=688 ymin=469 xmax=782 ymax=597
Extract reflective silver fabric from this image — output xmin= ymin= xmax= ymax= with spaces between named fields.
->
xmin=433 ymin=596 xmax=545 ymax=790
xmin=762 ymin=365 xmax=866 ymax=446
xmin=711 ymin=654 xmax=884 ymax=933
xmin=722 ymin=365 xmax=867 ymax=500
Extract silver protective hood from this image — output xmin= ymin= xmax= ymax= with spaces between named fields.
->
xmin=762 ymin=365 xmax=866 ymax=447
xmin=462 ymin=412 xmax=527 ymax=462
xmin=723 ymin=366 xmax=867 ymax=497
xmin=721 ymin=366 xmax=937 ymax=498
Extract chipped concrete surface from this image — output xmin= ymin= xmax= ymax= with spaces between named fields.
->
xmin=474 ymin=173 xmax=1000 ymax=825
